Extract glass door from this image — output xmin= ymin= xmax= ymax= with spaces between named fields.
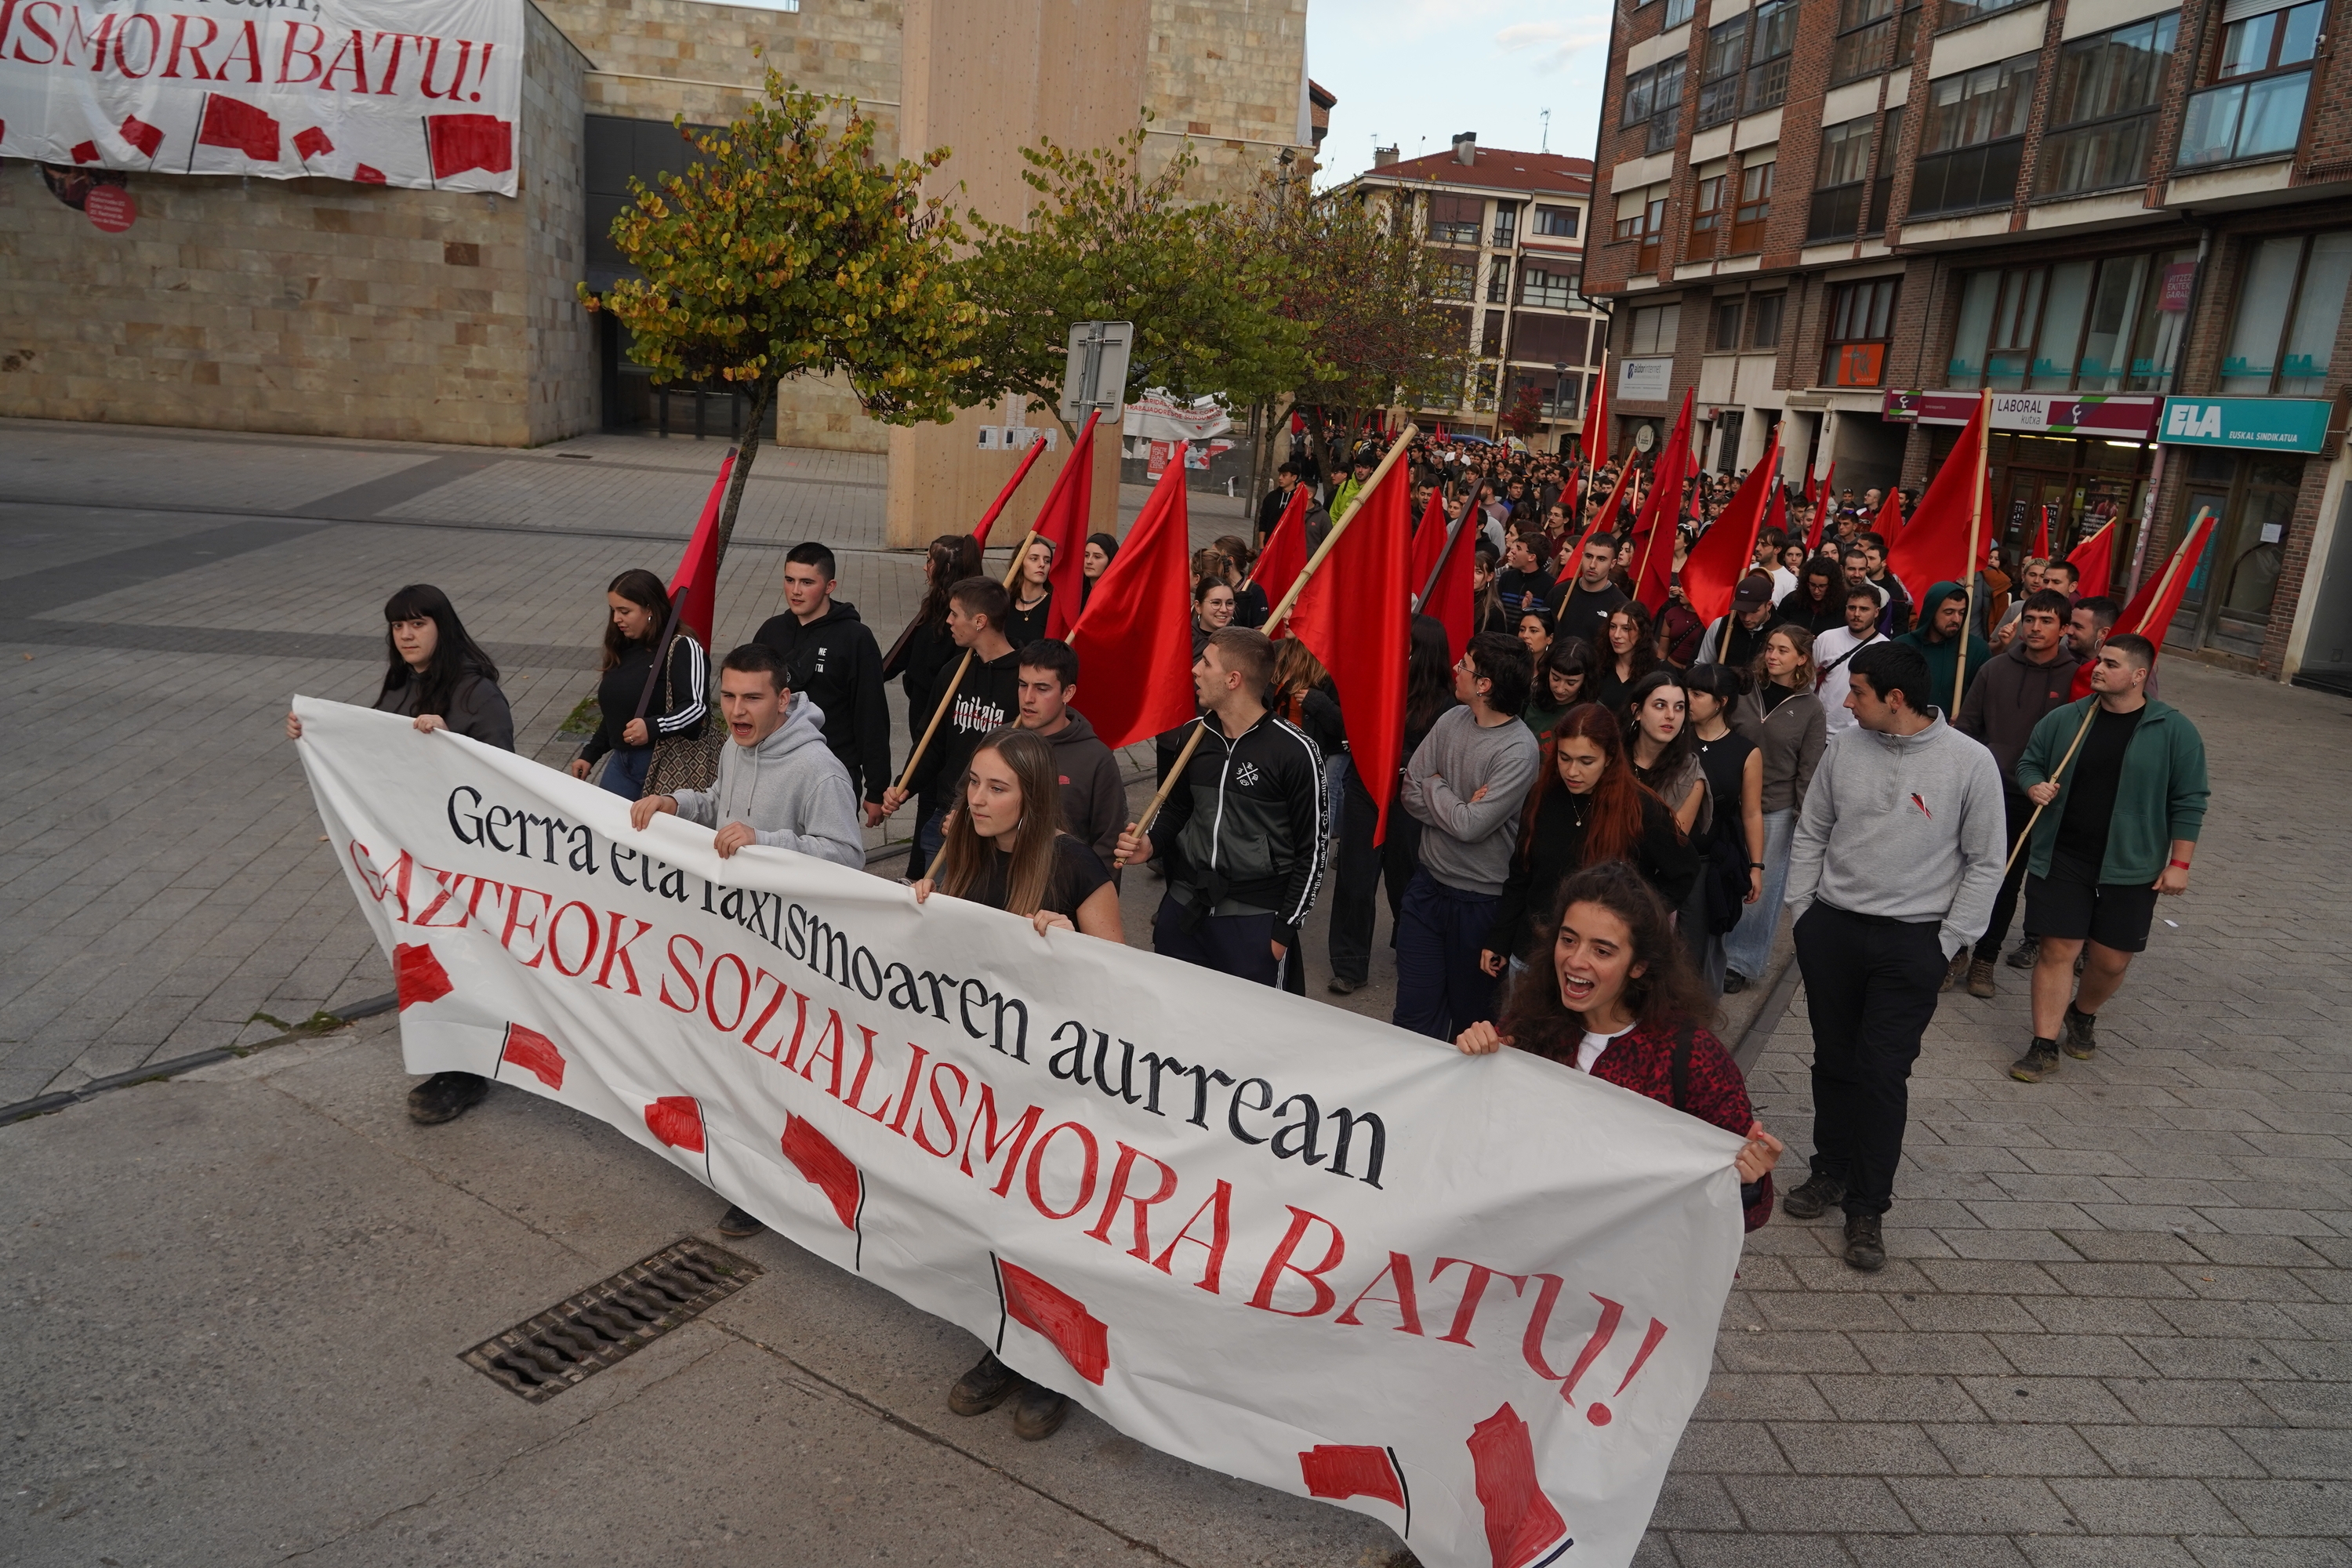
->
xmin=2169 ymin=451 xmax=2234 ymax=652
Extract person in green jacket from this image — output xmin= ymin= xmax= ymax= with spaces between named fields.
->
xmin=1895 ymin=580 xmax=1994 ymax=715
xmin=2006 ymin=633 xmax=2209 ymax=1082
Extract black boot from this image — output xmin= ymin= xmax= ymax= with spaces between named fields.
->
xmin=406 ymin=1071 xmax=488 ymax=1125
xmin=948 ymin=1352 xmax=1023 ymax=1417
xmin=1780 ymin=1172 xmax=1846 ymax=1220
xmin=1842 ymin=1213 xmax=1886 ymax=1272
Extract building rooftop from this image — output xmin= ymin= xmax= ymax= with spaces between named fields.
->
xmin=1363 ymin=145 xmax=1593 ymax=197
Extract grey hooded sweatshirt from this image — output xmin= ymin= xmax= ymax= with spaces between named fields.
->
xmin=1783 ymin=713 xmax=2005 ymax=959
xmin=670 ymin=695 xmax=864 ymax=869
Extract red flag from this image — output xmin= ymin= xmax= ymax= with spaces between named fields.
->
xmin=1579 ymin=361 xmax=1609 ymax=473
xmin=2031 ymin=505 xmax=2050 ymax=560
xmin=1067 ymin=456 xmax=1197 ymax=750
xmin=666 ymin=450 xmax=736 ymax=647
xmin=1805 ymin=460 xmax=1836 ymax=552
xmin=998 ymin=1259 xmax=1111 ymax=1384
xmin=1580 ymin=453 xmax=1635 ymax=550
xmin=1408 ymin=484 xmax=1450 ymax=594
xmin=1031 ymin=412 xmax=1099 ymax=639
xmin=1288 ymin=454 xmax=1412 ymax=842
xmin=1298 ymin=1445 xmax=1405 ymax=1510
xmin=1468 ymin=1403 xmax=1569 ymax=1568
xmin=1424 ymin=508 xmax=1478 ymax=664
xmin=968 ymin=433 xmax=1050 ymax=548
xmin=1762 ymin=458 xmax=1788 ymax=543
xmin=1630 ymin=391 xmax=1693 ymax=612
xmin=499 ymin=1024 xmax=565 ymax=1090
xmin=426 ymin=114 xmax=513 ymax=179
xmin=644 ymin=1097 xmax=706 ymax=1153
xmin=780 ymin=1114 xmax=860 ymax=1230
xmin=2068 ymin=518 xmax=2115 ymax=599
xmin=119 ymin=115 xmax=163 ymax=158
xmin=1884 ymin=394 xmax=1988 ymax=604
xmin=1875 ymin=485 xmax=1904 ymax=537
xmin=198 ymin=95 xmax=280 ymax=161
xmin=293 ymin=125 xmax=333 ymax=162
xmin=1252 ymin=481 xmax=1311 ymax=615
xmin=2069 ymin=511 xmax=2209 ymax=697
xmin=392 ymin=942 xmax=452 ymax=1009
xmin=1680 ymin=424 xmax=1778 ymax=625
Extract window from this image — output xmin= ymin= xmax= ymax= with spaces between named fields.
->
xmin=1514 ymin=312 xmax=1590 ymax=363
xmin=1630 ymin=303 xmax=1682 ymax=355
xmin=1809 ymin=116 xmax=1877 ymax=241
xmin=1824 ymin=278 xmax=1898 ymax=386
xmin=1487 ymin=259 xmax=1511 ymax=303
xmin=2035 ymin=15 xmax=2177 ymax=198
xmin=1432 ymin=258 xmax=1477 ymax=300
xmin=1623 ymin=59 xmax=1688 ymax=155
xmin=1664 ymin=0 xmax=1697 ymax=27
xmin=1947 ymin=249 xmax=2196 ymax=390
xmin=1750 ymin=293 xmax=1786 ymax=347
xmin=2220 ymin=231 xmax=2352 ymax=394
xmin=1831 ymin=0 xmax=1897 ymax=87
xmin=1494 ymin=203 xmax=1519 ymax=247
xmin=1617 ymin=187 xmax=1668 ymax=274
xmin=1908 ymin=53 xmax=2037 ymax=216
xmin=1520 ymin=267 xmax=1581 ymax=308
xmin=1871 ymin=108 xmax=1904 ymax=229
xmin=1697 ymin=0 xmax=1797 ymax=127
xmin=1428 ymin=193 xmax=1482 ymax=245
xmin=1938 ymin=0 xmax=2034 ymax=31
xmin=1731 ymin=161 xmax=1774 ymax=252
xmin=1690 ymin=171 xmax=1726 ymax=253
xmin=2178 ymin=0 xmax=2320 ymax=167
xmin=1712 ymin=299 xmax=1746 ymax=350
xmin=1893 ymin=0 xmax=1925 ymax=64
xmin=1532 ymin=205 xmax=1580 ymax=238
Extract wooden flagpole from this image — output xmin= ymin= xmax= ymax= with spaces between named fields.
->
xmin=1118 ymin=423 xmax=1420 ymax=862
xmin=881 ymin=433 xmax=1052 ymax=675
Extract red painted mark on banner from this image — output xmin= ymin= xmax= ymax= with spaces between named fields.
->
xmin=391 ymin=942 xmax=452 ymax=1008
xmin=1559 ymin=1294 xmax=1624 ymax=1407
xmin=1587 ymin=1318 xmax=1669 ymax=1427
xmin=71 ymin=140 xmax=100 ymax=164
xmin=118 ymin=115 xmax=163 ymax=157
xmin=1468 ymin=1403 xmax=1569 ymax=1568
xmin=1298 ymin=1444 xmax=1404 ymax=1508
xmin=354 ymin=164 xmax=386 ymax=184
xmin=779 ymin=1113 xmax=859 ymax=1229
xmin=499 ymin=1024 xmax=564 ymax=1090
xmin=999 ymin=1259 xmax=1111 ymax=1384
xmin=644 ymin=1096 xmax=704 ymax=1153
xmin=293 ymin=125 xmax=332 ymax=161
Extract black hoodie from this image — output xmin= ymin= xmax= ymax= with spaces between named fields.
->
xmin=753 ymin=600 xmax=891 ymax=804
xmin=906 ymin=645 xmax=1024 ymax=799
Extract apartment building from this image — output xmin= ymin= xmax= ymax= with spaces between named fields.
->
xmin=1352 ymin=136 xmax=1611 ymax=451
xmin=1586 ymin=0 xmax=2352 ymax=686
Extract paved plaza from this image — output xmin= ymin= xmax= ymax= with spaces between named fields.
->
xmin=2 ymin=418 xmax=2348 ymax=1566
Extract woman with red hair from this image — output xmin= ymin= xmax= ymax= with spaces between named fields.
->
xmin=1479 ymin=701 xmax=1699 ymax=981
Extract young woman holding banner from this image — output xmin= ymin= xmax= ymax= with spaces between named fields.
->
xmin=912 ymin=726 xmax=1120 ymax=1442
xmin=568 ymin=568 xmax=709 ymax=801
xmin=1457 ymin=861 xmax=1782 ymax=1231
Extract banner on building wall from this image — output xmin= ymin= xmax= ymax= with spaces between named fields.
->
xmin=0 ymin=0 xmax=524 ymax=194
xmin=295 ymin=697 xmax=1748 ymax=1568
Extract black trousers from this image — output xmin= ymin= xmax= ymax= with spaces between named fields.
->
xmin=1793 ymin=902 xmax=1947 ymax=1218
xmin=1327 ymin=760 xmax=1424 ymax=986
xmin=1973 ymin=786 xmax=2035 ymax=963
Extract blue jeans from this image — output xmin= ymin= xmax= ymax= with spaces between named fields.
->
xmin=1392 ymin=869 xmax=1500 ymax=1041
xmin=1724 ymin=807 xmax=1795 ymax=982
xmin=597 ymin=746 xmax=652 ymax=800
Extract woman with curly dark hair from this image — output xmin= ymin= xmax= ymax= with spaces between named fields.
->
xmin=1591 ymin=599 xmax=1659 ymax=714
xmin=1457 ymin=860 xmax=1783 ymax=1232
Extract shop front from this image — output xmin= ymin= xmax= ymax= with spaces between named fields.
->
xmin=2156 ymin=395 xmax=2345 ymax=663
xmin=1887 ymin=391 xmax=2162 ymax=567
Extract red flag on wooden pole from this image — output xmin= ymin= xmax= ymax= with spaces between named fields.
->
xmin=1032 ymin=412 xmax=1101 ymax=640
xmin=1884 ymin=394 xmax=1988 ymax=604
xmin=2068 ymin=510 xmax=2211 ymax=698
xmin=969 ymin=434 xmax=1051 ymax=548
xmin=1421 ymin=508 xmax=1479 ymax=664
xmin=1287 ymin=458 xmax=1414 ymax=843
xmin=667 ymin=449 xmax=738 ymax=647
xmin=1680 ymin=424 xmax=1780 ymax=625
xmin=1407 ymin=484 xmax=1450 ymax=593
xmin=1630 ymin=390 xmax=1693 ymax=612
xmin=2068 ymin=518 xmax=2116 ymax=599
xmin=1065 ymin=455 xmax=1197 ymax=750
xmin=1250 ymin=481 xmax=1312 ymax=621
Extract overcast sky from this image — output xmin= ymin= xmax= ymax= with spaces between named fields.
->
xmin=1306 ymin=0 xmax=1617 ymax=186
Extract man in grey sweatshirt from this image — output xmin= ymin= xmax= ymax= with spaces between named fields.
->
xmin=1782 ymin=640 xmax=2004 ymax=1273
xmin=1394 ymin=631 xmax=1541 ymax=1040
xmin=630 ymin=643 xmax=864 ymax=871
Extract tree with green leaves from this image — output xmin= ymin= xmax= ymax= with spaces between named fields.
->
xmin=950 ymin=125 xmax=1302 ymax=434
xmin=586 ymin=69 xmax=978 ymax=558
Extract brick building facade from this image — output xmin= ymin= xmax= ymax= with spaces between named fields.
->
xmin=1587 ymin=0 xmax=2352 ymax=686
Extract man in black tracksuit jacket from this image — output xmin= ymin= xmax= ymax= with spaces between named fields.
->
xmin=753 ymin=543 xmax=891 ymax=821
xmin=1117 ymin=627 xmax=1327 ymax=988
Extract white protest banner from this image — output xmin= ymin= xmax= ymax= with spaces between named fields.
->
xmin=0 ymin=0 xmax=523 ymax=194
xmin=295 ymin=697 xmax=1745 ymax=1568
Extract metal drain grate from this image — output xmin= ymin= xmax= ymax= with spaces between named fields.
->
xmin=460 ymin=1239 xmax=761 ymax=1403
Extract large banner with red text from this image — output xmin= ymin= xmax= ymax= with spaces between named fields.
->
xmin=295 ymin=697 xmax=1745 ymax=1568
xmin=0 ymin=0 xmax=523 ymax=194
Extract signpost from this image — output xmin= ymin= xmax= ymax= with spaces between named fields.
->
xmin=1059 ymin=321 xmax=1134 ymax=426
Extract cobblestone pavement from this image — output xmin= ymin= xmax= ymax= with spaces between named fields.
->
xmin=2 ymin=419 xmax=2347 ymax=1565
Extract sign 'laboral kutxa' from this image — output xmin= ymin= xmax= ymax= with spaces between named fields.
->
xmin=296 ymin=699 xmax=1746 ymax=1568
xmin=0 ymin=0 xmax=522 ymax=193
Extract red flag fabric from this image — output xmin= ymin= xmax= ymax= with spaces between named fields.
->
xmin=392 ymin=942 xmax=452 ymax=1009
xmin=1066 ymin=457 xmax=1196 ymax=750
xmin=999 ymin=1260 xmax=1112 ymax=1383
xmin=1884 ymin=395 xmax=1987 ymax=604
xmin=1251 ymin=481 xmax=1310 ymax=615
xmin=1033 ymin=411 xmax=1099 ymax=640
xmin=1289 ymin=455 xmax=1412 ymax=843
xmin=198 ymin=95 xmax=280 ymax=161
xmin=1762 ymin=458 xmax=1788 ymax=543
xmin=1630 ymin=391 xmax=1693 ymax=612
xmin=1408 ymin=484 xmax=1450 ymax=596
xmin=780 ymin=1113 xmax=860 ymax=1230
xmin=2031 ymin=505 xmax=2051 ymax=560
xmin=1875 ymin=485 xmax=1904 ymax=537
xmin=1424 ymin=509 xmax=1478 ymax=665
xmin=1581 ymin=456 xmax=1634 ymax=550
xmin=499 ymin=1024 xmax=565 ymax=1090
xmin=1580 ymin=361 xmax=1610 ymax=473
xmin=2068 ymin=518 xmax=2115 ymax=599
xmin=293 ymin=125 xmax=333 ymax=162
xmin=1805 ymin=460 xmax=1837 ymax=552
xmin=666 ymin=450 xmax=736 ymax=648
xmin=644 ymin=1096 xmax=706 ymax=1153
xmin=2069 ymin=511 xmax=2210 ymax=697
xmin=968 ymin=432 xmax=1050 ymax=548
xmin=119 ymin=115 xmax=163 ymax=158
xmin=1680 ymin=426 xmax=1778 ymax=625
xmin=426 ymin=114 xmax=514 ymax=179
xmin=1298 ymin=1445 xmax=1405 ymax=1509
xmin=1468 ymin=1403 xmax=1570 ymax=1568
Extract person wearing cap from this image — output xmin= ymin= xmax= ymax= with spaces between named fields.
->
xmin=1695 ymin=572 xmax=1785 ymax=670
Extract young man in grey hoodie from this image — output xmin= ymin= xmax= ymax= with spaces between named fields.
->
xmin=631 ymin=643 xmax=865 ymax=872
xmin=1782 ymin=639 xmax=2005 ymax=1272
xmin=1014 ymin=639 xmax=1126 ymax=877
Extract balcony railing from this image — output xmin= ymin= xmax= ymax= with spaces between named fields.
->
xmin=2176 ymin=69 xmax=2309 ymax=167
